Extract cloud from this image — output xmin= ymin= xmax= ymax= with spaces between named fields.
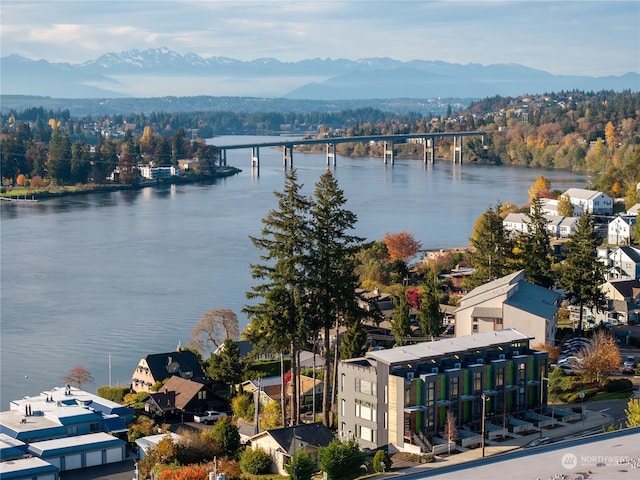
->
xmin=1 ymin=0 xmax=638 ymax=75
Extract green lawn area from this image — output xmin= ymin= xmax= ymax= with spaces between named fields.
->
xmin=590 ymin=390 xmax=634 ymax=401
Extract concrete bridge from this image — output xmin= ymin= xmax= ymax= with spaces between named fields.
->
xmin=212 ymin=131 xmax=486 ymax=168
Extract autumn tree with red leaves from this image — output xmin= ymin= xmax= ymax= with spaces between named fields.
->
xmin=383 ymin=231 xmax=422 ymax=263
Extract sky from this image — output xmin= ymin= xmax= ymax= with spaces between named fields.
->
xmin=1 ymin=0 xmax=639 ymax=77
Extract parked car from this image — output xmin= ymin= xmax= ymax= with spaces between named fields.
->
xmin=193 ymin=410 xmax=227 ymax=424
xmin=524 ymin=437 xmax=553 ymax=448
xmin=622 ymin=356 xmax=636 ymax=374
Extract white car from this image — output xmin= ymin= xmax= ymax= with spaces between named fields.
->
xmin=193 ymin=410 xmax=227 ymax=424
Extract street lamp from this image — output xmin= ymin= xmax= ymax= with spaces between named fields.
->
xmin=579 ymin=389 xmax=585 ymax=432
xmin=481 ymin=393 xmax=488 ymax=458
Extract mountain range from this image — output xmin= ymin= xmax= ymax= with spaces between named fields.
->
xmin=1 ymin=47 xmax=638 ymax=100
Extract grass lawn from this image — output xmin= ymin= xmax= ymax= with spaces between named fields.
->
xmin=590 ymin=391 xmax=634 ymax=401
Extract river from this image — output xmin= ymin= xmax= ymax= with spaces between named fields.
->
xmin=0 ymin=137 xmax=587 ymax=408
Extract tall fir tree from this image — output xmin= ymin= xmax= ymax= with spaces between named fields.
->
xmin=515 ymin=198 xmax=555 ymax=288
xmin=46 ymin=127 xmax=72 ymax=185
xmin=390 ymin=291 xmax=411 ymax=346
xmin=560 ymin=212 xmax=607 ymax=333
xmin=417 ymin=271 xmax=444 ymax=339
xmin=465 ymin=203 xmax=514 ymax=290
xmin=307 ymin=169 xmax=364 ymax=427
xmin=243 ymin=169 xmax=311 ymax=426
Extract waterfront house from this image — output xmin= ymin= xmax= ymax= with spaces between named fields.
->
xmin=454 ymin=270 xmax=561 ymax=347
xmin=539 ymin=198 xmax=583 ymax=217
xmin=249 ymin=423 xmax=335 ymax=475
xmin=144 ymin=376 xmax=229 ymax=420
xmin=337 ymin=329 xmax=548 ymax=452
xmin=131 ymin=349 xmax=206 ymax=393
xmin=503 ymin=213 xmax=577 ymax=238
xmin=562 ymin=188 xmax=613 ymax=215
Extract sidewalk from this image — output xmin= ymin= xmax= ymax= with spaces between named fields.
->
xmin=385 ymin=408 xmax=613 ymax=475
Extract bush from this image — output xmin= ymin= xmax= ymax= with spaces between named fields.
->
xmin=239 ymin=447 xmax=272 ymax=475
xmin=372 ymin=450 xmax=392 ymax=472
xmin=97 ymin=385 xmax=129 ymax=403
xmin=604 ymin=378 xmax=633 ymax=393
xmin=284 ymin=450 xmax=318 ymax=480
xmin=232 ymin=394 xmax=253 ymax=421
xmin=319 ymin=439 xmax=365 ymax=480
xmin=209 ymin=418 xmax=241 ymax=456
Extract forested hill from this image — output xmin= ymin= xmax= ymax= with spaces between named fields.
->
xmin=1 ymin=90 xmax=639 ymax=205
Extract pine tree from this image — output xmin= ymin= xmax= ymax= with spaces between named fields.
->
xmin=466 ymin=203 xmax=514 ymax=290
xmin=340 ymin=317 xmax=368 ymax=360
xmin=560 ymin=212 xmax=607 ymax=333
xmin=243 ymin=169 xmax=311 ymax=425
xmin=391 ymin=291 xmax=411 ymax=346
xmin=515 ymin=198 xmax=555 ymax=288
xmin=46 ymin=127 xmax=71 ymax=185
xmin=416 ymin=271 xmax=444 ymax=339
xmin=307 ymin=170 xmax=364 ymax=427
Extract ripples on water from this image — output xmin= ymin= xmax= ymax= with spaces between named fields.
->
xmin=0 ymin=145 xmax=586 ymax=407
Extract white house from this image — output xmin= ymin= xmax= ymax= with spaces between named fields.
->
xmin=455 ymin=270 xmax=561 ymax=346
xmin=608 ymin=215 xmax=637 ymax=245
xmin=605 ymin=246 xmax=640 ymax=280
xmin=138 ymin=165 xmax=181 ymax=180
xmin=503 ymin=213 xmax=577 ymax=238
xmin=627 ymin=203 xmax=640 ymax=216
xmin=540 ymin=198 xmax=583 ymax=217
xmin=562 ymin=188 xmax=613 ymax=215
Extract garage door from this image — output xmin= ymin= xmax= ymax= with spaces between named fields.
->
xmin=106 ymin=446 xmax=123 ymax=463
xmin=64 ymin=453 xmax=82 ymax=470
xmin=37 ymin=475 xmax=56 ymax=480
xmin=86 ymin=449 xmax=103 ymax=467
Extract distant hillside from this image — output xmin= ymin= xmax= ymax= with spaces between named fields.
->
xmin=2 ymin=48 xmax=638 ymax=100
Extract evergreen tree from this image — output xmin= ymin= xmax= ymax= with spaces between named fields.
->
xmin=390 ymin=291 xmax=411 ymax=346
xmin=417 ymin=271 xmax=443 ymax=339
xmin=465 ymin=203 xmax=514 ymax=290
xmin=70 ymin=141 xmax=91 ymax=184
xmin=339 ymin=317 xmax=368 ymax=360
xmin=515 ymin=198 xmax=555 ymax=288
xmin=307 ymin=170 xmax=364 ymax=427
xmin=46 ymin=127 xmax=72 ymax=185
xmin=243 ymin=169 xmax=311 ymax=426
xmin=560 ymin=212 xmax=607 ymax=333
xmin=206 ymin=339 xmax=245 ymax=395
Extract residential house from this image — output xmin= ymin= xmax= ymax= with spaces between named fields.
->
xmin=135 ymin=432 xmax=183 ymax=460
xmin=562 ymin=188 xmax=613 ymax=215
xmin=1 ymin=386 xmax=133 ymax=443
xmin=455 ymin=270 xmax=561 ymax=346
xmin=601 ymin=279 xmax=640 ymax=325
xmin=627 ymin=203 xmax=640 ymax=216
xmin=503 ymin=213 xmax=577 ymax=238
xmin=539 ymin=198 xmax=583 ymax=217
xmin=608 ymin=215 xmax=637 ymax=245
xmin=138 ymin=165 xmax=181 ymax=180
xmin=144 ymin=376 xmax=229 ymax=420
xmin=603 ymin=246 xmax=640 ymax=280
xmin=241 ymin=375 xmax=323 ymax=416
xmin=131 ymin=349 xmax=206 ymax=393
xmin=249 ymin=423 xmax=335 ymax=475
xmin=337 ymin=329 xmax=547 ymax=452
xmin=0 ymin=387 xmax=132 ymax=477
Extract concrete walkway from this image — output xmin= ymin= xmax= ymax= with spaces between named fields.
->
xmin=386 ymin=407 xmax=614 ymax=475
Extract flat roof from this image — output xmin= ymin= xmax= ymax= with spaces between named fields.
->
xmin=418 ymin=428 xmax=640 ymax=480
xmin=0 ymin=456 xmax=58 ymax=477
xmin=365 ymin=329 xmax=531 ymax=366
xmin=28 ymin=432 xmax=125 ymax=457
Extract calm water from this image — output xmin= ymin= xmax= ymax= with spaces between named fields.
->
xmin=0 ymin=138 xmax=587 ymax=408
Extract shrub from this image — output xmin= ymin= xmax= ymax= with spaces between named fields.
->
xmin=97 ymin=385 xmax=129 ymax=403
xmin=319 ymin=438 xmax=365 ymax=480
xmin=604 ymin=378 xmax=633 ymax=393
xmin=372 ymin=450 xmax=392 ymax=472
xmin=239 ymin=447 xmax=272 ymax=475
xmin=209 ymin=417 xmax=241 ymax=456
xmin=284 ymin=450 xmax=318 ymax=480
xmin=232 ymin=394 xmax=252 ymax=421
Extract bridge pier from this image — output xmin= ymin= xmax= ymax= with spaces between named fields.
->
xmin=282 ymin=145 xmax=293 ymax=168
xmin=453 ymin=136 xmax=463 ymax=164
xmin=219 ymin=149 xmax=227 ymax=167
xmin=423 ymin=138 xmax=435 ymax=164
xmin=383 ymin=141 xmax=394 ymax=165
xmin=326 ymin=143 xmax=337 ymax=166
xmin=251 ymin=146 xmax=260 ymax=168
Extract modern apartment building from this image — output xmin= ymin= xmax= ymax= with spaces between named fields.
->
xmin=337 ymin=329 xmax=548 ymax=452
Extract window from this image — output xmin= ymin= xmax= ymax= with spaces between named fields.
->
xmin=426 ymin=381 xmax=435 ymax=405
xmin=356 ymin=424 xmax=376 ymax=442
xmin=519 ymin=363 xmax=526 ymax=383
xmin=341 ymin=399 xmax=345 ymax=417
xmin=450 ymin=377 xmax=459 ymax=400
xmin=473 ymin=371 xmax=482 ymax=393
xmin=341 ymin=374 xmax=345 ymax=392
xmin=198 ymin=390 xmax=206 ymax=400
xmin=355 ymin=400 xmax=376 ymax=421
xmin=496 ymin=367 xmax=504 ymax=388
xmin=357 ymin=379 xmax=376 ymax=396
xmin=472 ymin=319 xmax=479 ymax=333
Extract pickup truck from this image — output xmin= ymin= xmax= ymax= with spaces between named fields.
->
xmin=193 ymin=410 xmax=227 ymax=424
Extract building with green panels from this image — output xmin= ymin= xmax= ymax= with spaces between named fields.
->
xmin=337 ymin=329 xmax=548 ymax=452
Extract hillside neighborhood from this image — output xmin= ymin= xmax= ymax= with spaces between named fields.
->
xmin=2 ymin=182 xmax=640 ymax=479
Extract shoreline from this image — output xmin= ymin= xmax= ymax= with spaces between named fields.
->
xmin=0 ymin=167 xmax=242 ymax=201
